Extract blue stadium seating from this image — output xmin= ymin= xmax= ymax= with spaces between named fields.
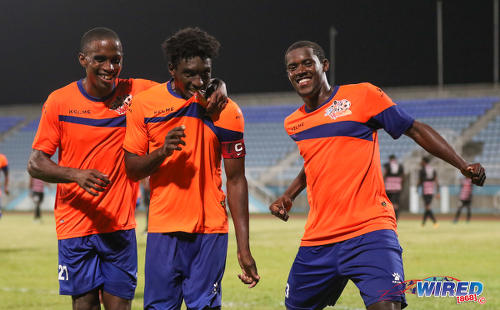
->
xmin=242 ymin=97 xmax=498 ymax=179
xmin=0 ymin=118 xmax=57 ymax=171
xmin=20 ymin=119 xmax=40 ymax=131
xmin=0 ymin=116 xmax=24 ymax=133
xmin=472 ymin=115 xmax=500 ymax=177
xmin=0 ymin=130 xmax=38 ymax=171
xmin=0 ymin=97 xmax=497 ymax=179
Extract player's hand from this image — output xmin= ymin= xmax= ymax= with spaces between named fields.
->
xmin=237 ymin=250 xmax=260 ymax=288
xmin=205 ymin=79 xmax=228 ymax=115
xmin=161 ymin=126 xmax=186 ymax=157
xmin=74 ymin=169 xmax=110 ymax=196
xmin=269 ymin=195 xmax=293 ymax=221
xmin=461 ymin=163 xmax=486 ymax=186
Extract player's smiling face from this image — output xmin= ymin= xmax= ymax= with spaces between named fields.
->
xmin=286 ymin=47 xmax=328 ymax=97
xmin=169 ymin=56 xmax=212 ymax=99
xmin=79 ymin=38 xmax=123 ymax=98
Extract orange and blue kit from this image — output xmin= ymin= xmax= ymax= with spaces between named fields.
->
xmin=32 ymin=78 xmax=157 ymax=240
xmin=285 ymin=83 xmax=414 ymax=246
xmin=123 ymin=80 xmax=245 ymax=234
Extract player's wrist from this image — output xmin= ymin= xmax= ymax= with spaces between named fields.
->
xmin=237 ymin=247 xmax=252 ymax=258
xmin=67 ymin=167 xmax=82 ymax=183
xmin=283 ymin=193 xmax=294 ymax=202
xmin=156 ymin=147 xmax=169 ymax=159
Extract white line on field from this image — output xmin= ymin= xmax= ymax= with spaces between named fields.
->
xmin=1 ymin=287 xmax=58 ymax=294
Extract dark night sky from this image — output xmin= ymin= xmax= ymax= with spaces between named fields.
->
xmin=0 ymin=0 xmax=496 ymax=104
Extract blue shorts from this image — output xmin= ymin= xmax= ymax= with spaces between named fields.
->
xmin=58 ymin=229 xmax=137 ymax=299
xmin=144 ymin=232 xmax=228 ymax=310
xmin=285 ymin=229 xmax=407 ymax=309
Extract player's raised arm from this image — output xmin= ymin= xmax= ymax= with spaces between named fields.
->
xmin=405 ymin=120 xmax=486 ymax=186
xmin=269 ymin=167 xmax=307 ymax=221
xmin=223 ymin=156 xmax=260 ymax=288
xmin=27 ymin=149 xmax=110 ymax=196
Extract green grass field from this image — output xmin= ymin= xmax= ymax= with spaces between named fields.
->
xmin=0 ymin=212 xmax=499 ymax=309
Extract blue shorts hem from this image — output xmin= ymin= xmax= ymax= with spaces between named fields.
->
xmin=59 ymin=282 xmax=104 ymax=296
xmin=365 ymin=297 xmax=407 ymax=309
xmin=284 ymin=302 xmax=314 ymax=310
xmin=103 ymin=286 xmax=135 ymax=300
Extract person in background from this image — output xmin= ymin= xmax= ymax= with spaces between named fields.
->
xmin=419 ymin=156 xmax=440 ymax=227
xmin=0 ymin=153 xmax=9 ymax=218
xmin=453 ymin=177 xmax=473 ymax=223
xmin=383 ymin=154 xmax=404 ymax=221
xmin=30 ymin=176 xmax=45 ymax=222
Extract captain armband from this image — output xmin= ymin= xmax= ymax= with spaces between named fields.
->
xmin=221 ymin=139 xmax=246 ymax=159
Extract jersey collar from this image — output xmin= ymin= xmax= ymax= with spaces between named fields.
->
xmin=304 ymin=85 xmax=339 ymax=113
xmin=166 ymin=79 xmax=184 ymax=99
xmin=77 ymin=79 xmax=116 ymax=102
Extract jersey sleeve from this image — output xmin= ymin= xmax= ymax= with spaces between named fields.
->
xmin=214 ymin=100 xmax=245 ymax=159
xmin=123 ymin=96 xmax=149 ymax=156
xmin=132 ymin=79 xmax=159 ymax=93
xmin=32 ymin=94 xmax=61 ymax=156
xmin=364 ymin=83 xmax=414 ymax=139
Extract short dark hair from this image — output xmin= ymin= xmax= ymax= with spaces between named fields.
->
xmin=80 ymin=27 xmax=120 ymax=53
xmin=285 ymin=40 xmax=326 ymax=64
xmin=422 ymin=156 xmax=431 ymax=164
xmin=389 ymin=154 xmax=396 ymax=160
xmin=162 ymin=27 xmax=220 ymax=68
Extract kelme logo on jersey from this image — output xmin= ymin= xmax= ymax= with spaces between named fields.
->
xmin=324 ymin=99 xmax=352 ymax=120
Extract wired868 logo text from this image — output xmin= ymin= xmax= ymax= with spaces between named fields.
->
xmin=386 ymin=276 xmax=486 ymax=305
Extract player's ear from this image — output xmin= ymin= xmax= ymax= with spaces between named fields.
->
xmin=322 ymin=59 xmax=330 ymax=73
xmin=78 ymin=52 xmax=87 ymax=68
xmin=168 ymin=63 xmax=176 ymax=76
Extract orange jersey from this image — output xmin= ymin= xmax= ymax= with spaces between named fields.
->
xmin=123 ymin=81 xmax=245 ymax=234
xmin=0 ymin=153 xmax=7 ymax=198
xmin=285 ymin=83 xmax=414 ymax=246
xmin=32 ymin=78 xmax=158 ymax=239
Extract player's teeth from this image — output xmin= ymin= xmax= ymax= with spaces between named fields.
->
xmin=298 ymin=78 xmax=310 ymax=85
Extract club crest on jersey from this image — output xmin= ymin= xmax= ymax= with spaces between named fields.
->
xmin=324 ymin=99 xmax=352 ymax=120
xmin=109 ymin=94 xmax=133 ymax=115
